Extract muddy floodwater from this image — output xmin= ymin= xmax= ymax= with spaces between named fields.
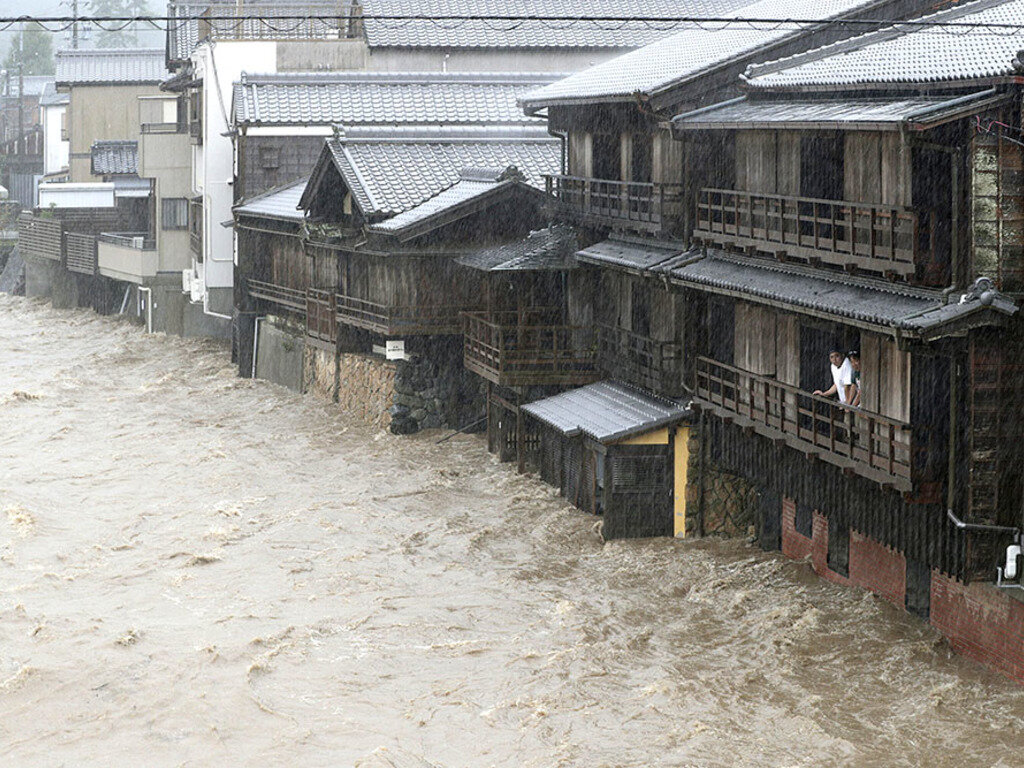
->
xmin=1 ymin=294 xmax=1023 ymax=767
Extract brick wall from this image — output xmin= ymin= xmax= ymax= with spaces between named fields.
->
xmin=931 ymin=572 xmax=1024 ymax=683
xmin=781 ymin=498 xmax=905 ymax=607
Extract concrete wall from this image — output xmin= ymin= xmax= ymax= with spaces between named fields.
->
xmin=139 ymin=128 xmax=192 ymax=275
xmin=254 ymin=319 xmax=304 ymax=391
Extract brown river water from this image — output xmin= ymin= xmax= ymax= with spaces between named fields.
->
xmin=1 ymin=293 xmax=1023 ymax=767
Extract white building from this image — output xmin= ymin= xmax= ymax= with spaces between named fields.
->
xmin=38 ymin=82 xmax=69 ymax=180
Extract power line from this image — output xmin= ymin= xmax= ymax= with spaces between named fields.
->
xmin=3 ymin=13 xmax=1024 ymax=35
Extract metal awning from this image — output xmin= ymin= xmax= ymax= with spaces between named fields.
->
xmin=113 ymin=176 xmax=152 ymax=198
xmin=521 ymin=381 xmax=691 ymax=445
xmin=672 ymin=89 xmax=1007 ymax=132
xmin=576 ymin=238 xmax=686 ymax=273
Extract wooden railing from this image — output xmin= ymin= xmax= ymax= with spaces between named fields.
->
xmin=546 ymin=174 xmax=684 ymax=233
xmin=306 ymin=288 xmax=336 ymax=343
xmin=596 ymin=324 xmax=683 ymax=397
xmin=65 ymin=232 xmax=97 ymax=275
xmin=694 ymin=188 xmax=931 ymax=279
xmin=694 ymin=356 xmax=913 ymax=489
xmin=247 ymin=279 xmax=306 ymax=313
xmin=462 ymin=309 xmax=598 ymax=386
xmin=336 ymin=293 xmax=463 ymax=335
xmin=17 ymin=213 xmax=63 ymax=262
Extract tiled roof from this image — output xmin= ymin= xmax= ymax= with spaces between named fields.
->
xmin=522 ymin=380 xmax=691 ymax=444
xmin=2 ymin=75 xmax=53 ymax=98
xmin=660 ymin=250 xmax=1018 ymax=336
xmin=313 ymin=125 xmax=559 ymax=217
xmin=168 ymin=0 xmax=695 ymax=61
xmin=38 ymin=82 xmax=69 ymax=108
xmin=55 ymin=48 xmax=166 ymax=85
xmin=456 ymin=226 xmax=577 ymax=271
xmin=360 ymin=0 xmax=711 ymax=49
xmin=576 ymin=237 xmax=686 ymax=272
xmin=369 ymin=166 xmax=537 ymax=238
xmin=672 ymin=91 xmax=1006 ymax=131
xmin=234 ymin=178 xmax=308 ymax=222
xmin=91 ymin=141 xmax=139 ymax=176
xmin=233 ymin=72 xmax=556 ymax=126
xmin=746 ymin=0 xmax=1024 ymax=90
xmin=521 ymin=0 xmax=884 ymax=109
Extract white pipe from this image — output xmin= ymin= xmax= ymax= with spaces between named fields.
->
xmin=1005 ymin=545 xmax=1022 ymax=580
xmin=138 ymin=286 xmax=153 ymax=333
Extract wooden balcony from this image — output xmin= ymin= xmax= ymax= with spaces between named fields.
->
xmin=694 ymin=356 xmax=914 ymax=490
xmin=463 ymin=309 xmax=599 ymax=387
xmin=596 ymin=324 xmax=683 ymax=397
xmin=694 ymin=188 xmax=933 ymax=279
xmin=546 ymin=174 xmax=684 ymax=234
xmin=247 ymin=279 xmax=306 ymax=314
xmin=306 ymin=289 xmax=337 ymax=344
xmin=336 ymin=293 xmax=464 ymax=336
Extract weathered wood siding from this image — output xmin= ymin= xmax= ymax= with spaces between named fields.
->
xmin=844 ymin=132 xmax=909 ymax=206
xmin=971 ymin=132 xmax=1024 ymax=292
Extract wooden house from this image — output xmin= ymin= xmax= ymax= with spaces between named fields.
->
xmin=518 ymin=0 xmax=938 ymax=404
xmin=667 ymin=0 xmax=1024 ymax=594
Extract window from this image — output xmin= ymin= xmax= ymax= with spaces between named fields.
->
xmin=161 ymin=198 xmax=188 ymax=230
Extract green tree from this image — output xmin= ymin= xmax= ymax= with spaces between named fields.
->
xmin=88 ymin=0 xmax=152 ymax=48
xmin=2 ymin=25 xmax=55 ymax=77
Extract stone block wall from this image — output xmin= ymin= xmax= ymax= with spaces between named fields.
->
xmin=335 ymin=352 xmax=396 ymax=431
xmin=686 ymin=428 xmax=757 ymax=537
xmin=390 ymin=338 xmax=485 ymax=434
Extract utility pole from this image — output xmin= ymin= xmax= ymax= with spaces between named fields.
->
xmin=72 ymin=0 xmax=80 ymax=50
xmin=17 ymin=21 xmax=24 ymax=153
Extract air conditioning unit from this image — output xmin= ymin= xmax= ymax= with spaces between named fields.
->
xmin=131 ymin=236 xmax=145 ymax=249
xmin=181 ymin=269 xmax=192 ymax=293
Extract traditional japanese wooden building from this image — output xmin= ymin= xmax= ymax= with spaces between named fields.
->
xmin=234 ymin=115 xmax=561 ymax=430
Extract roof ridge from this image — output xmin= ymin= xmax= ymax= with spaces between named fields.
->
xmin=743 ymin=0 xmax=1013 ymax=85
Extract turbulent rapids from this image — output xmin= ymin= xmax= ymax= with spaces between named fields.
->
xmin=1 ymin=294 xmax=1022 ymax=766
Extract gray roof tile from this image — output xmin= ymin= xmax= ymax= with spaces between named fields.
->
xmin=522 ymin=380 xmax=691 ymax=444
xmin=56 ymin=48 xmax=166 ymax=85
xmin=234 ymin=178 xmax=308 ymax=221
xmin=91 ymin=141 xmax=139 ymax=176
xmin=746 ymin=0 xmax=1024 ymax=90
xmin=521 ymin=0 xmax=886 ymax=109
xmin=360 ymin=0 xmax=700 ymax=49
xmin=38 ymin=81 xmax=69 ymax=107
xmin=233 ymin=72 xmax=557 ymax=126
xmin=576 ymin=237 xmax=686 ymax=272
xmin=456 ymin=226 xmax=577 ymax=271
xmin=318 ymin=125 xmax=559 ymax=217
xmin=661 ymin=249 xmax=1018 ymax=336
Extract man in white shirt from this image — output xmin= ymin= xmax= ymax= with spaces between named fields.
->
xmin=813 ymin=349 xmax=855 ymax=404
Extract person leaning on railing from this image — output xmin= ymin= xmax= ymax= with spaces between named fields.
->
xmin=812 ymin=349 xmax=855 ymax=405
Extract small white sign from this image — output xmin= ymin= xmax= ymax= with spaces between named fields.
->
xmin=385 ymin=340 xmax=405 ymax=361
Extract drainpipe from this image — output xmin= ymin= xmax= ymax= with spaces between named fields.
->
xmin=251 ymin=315 xmax=263 ymax=379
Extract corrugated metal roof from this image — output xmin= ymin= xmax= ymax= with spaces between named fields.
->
xmin=91 ymin=141 xmax=139 ymax=176
xmin=576 ymin=237 xmax=686 ymax=271
xmin=522 ymin=381 xmax=691 ymax=444
xmin=746 ymin=0 xmax=1024 ymax=90
xmin=361 ymin=0 xmax=706 ymax=49
xmin=233 ymin=72 xmax=556 ymax=126
xmin=55 ymin=49 xmax=166 ymax=85
xmin=317 ymin=126 xmax=559 ymax=217
xmin=672 ymin=91 xmax=1005 ymax=130
xmin=521 ymin=0 xmax=883 ymax=109
xmin=660 ymin=249 xmax=1018 ymax=335
xmin=234 ymin=178 xmax=308 ymax=221
xmin=456 ymin=226 xmax=577 ymax=271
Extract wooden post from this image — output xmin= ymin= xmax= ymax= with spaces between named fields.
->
xmin=516 ymin=405 xmax=525 ymax=474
